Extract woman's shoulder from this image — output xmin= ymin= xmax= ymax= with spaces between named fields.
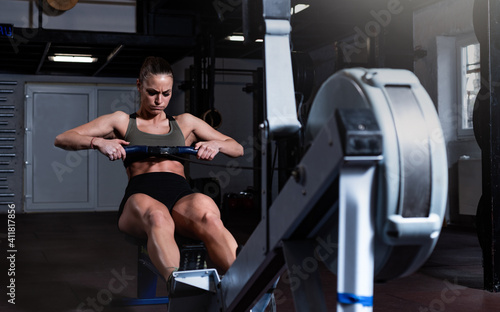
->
xmin=107 ymin=111 xmax=132 ymax=135
xmin=172 ymin=113 xmax=203 ymax=135
xmin=172 ymin=112 xmax=192 ymax=119
xmin=114 ymin=110 xmax=132 ymax=117
xmin=92 ymin=110 xmax=130 ymax=125
xmin=173 ymin=113 xmax=202 ymax=123
xmin=172 ymin=112 xmax=193 ymax=124
xmin=110 ymin=110 xmax=132 ymax=122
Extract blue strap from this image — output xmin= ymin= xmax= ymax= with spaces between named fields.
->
xmin=176 ymin=146 xmax=198 ymax=155
xmin=123 ymin=145 xmax=148 ymax=154
xmin=337 ymin=293 xmax=373 ymax=307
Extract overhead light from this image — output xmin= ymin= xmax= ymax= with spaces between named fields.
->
xmin=225 ymin=34 xmax=263 ymax=43
xmin=226 ymin=35 xmax=245 ymax=42
xmin=291 ymin=4 xmax=310 ymax=14
xmin=48 ymin=54 xmax=98 ymax=63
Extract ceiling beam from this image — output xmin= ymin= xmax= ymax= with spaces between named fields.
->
xmin=93 ymin=44 xmax=125 ymax=77
xmin=36 ymin=42 xmax=51 ymax=74
xmin=9 ymin=28 xmax=196 ymax=48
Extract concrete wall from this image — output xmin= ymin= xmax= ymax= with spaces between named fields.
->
xmin=413 ymin=0 xmax=481 ymax=224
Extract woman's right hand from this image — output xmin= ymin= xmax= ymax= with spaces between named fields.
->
xmin=93 ymin=138 xmax=130 ymax=161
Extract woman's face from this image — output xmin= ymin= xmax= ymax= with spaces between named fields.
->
xmin=137 ymin=74 xmax=173 ymax=115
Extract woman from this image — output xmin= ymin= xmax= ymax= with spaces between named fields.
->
xmin=54 ymin=56 xmax=244 ymax=286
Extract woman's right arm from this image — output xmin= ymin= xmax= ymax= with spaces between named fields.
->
xmin=54 ymin=111 xmax=130 ymax=160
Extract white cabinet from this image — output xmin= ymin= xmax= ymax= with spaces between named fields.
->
xmin=24 ymin=84 xmax=137 ymax=212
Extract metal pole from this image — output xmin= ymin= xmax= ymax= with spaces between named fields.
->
xmin=487 ymin=0 xmax=500 ymax=292
xmin=474 ymin=0 xmax=500 ymax=292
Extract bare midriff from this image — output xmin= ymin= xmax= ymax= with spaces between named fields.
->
xmin=126 ymin=158 xmax=186 ymax=179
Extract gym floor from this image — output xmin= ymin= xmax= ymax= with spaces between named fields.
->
xmin=1 ymin=211 xmax=499 ymax=312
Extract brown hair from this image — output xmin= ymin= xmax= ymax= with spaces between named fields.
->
xmin=139 ymin=56 xmax=173 ymax=83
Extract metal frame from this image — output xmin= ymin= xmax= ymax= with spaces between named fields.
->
xmin=475 ymin=0 xmax=500 ymax=292
xmin=261 ymin=0 xmax=301 ymax=138
xmin=336 ymin=157 xmax=380 ymax=312
xmin=221 ymin=103 xmax=345 ymax=311
xmin=487 ymin=0 xmax=500 ymax=292
xmin=111 ymin=244 xmax=169 ymax=307
xmin=150 ymin=1 xmax=448 ymax=310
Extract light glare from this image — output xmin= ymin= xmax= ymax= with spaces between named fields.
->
xmin=48 ymin=54 xmax=98 ymax=63
xmin=291 ymin=4 xmax=310 ymax=14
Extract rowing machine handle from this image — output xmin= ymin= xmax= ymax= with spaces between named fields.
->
xmin=123 ymin=145 xmax=198 ymax=156
xmin=123 ymin=145 xmax=147 ymax=154
xmin=175 ymin=146 xmax=199 ymax=155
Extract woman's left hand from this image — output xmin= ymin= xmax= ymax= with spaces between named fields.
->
xmin=194 ymin=141 xmax=220 ymax=160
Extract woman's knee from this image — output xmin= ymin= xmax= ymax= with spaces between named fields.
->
xmin=173 ymin=193 xmax=224 ymax=236
xmin=119 ymin=194 xmax=174 ymax=233
xmin=200 ymin=211 xmax=224 ymax=233
xmin=191 ymin=193 xmax=221 ymax=216
xmin=145 ymin=208 xmax=175 ymax=230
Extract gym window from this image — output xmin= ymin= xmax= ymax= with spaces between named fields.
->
xmin=456 ymin=33 xmax=480 ymax=137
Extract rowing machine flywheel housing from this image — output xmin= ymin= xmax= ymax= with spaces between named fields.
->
xmin=306 ymin=68 xmax=448 ymax=281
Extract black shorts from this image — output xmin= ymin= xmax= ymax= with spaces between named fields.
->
xmin=118 ymin=172 xmax=195 ymax=217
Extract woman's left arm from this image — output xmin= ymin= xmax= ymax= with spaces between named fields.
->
xmin=177 ymin=113 xmax=244 ymax=160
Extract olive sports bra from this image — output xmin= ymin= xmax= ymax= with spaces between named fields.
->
xmin=123 ymin=113 xmax=186 ymax=167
